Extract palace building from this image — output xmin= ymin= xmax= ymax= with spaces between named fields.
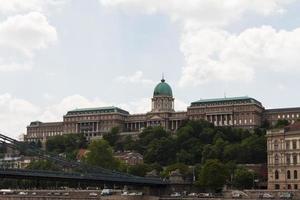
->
xmin=24 ymin=78 xmax=300 ymax=143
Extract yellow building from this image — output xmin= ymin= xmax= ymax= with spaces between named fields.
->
xmin=267 ymin=122 xmax=300 ymax=190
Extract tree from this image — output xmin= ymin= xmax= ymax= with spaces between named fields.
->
xmin=123 ymin=135 xmax=137 ymax=151
xmin=197 ymin=159 xmax=228 ymax=192
xmin=274 ymin=119 xmax=290 ymax=128
xmin=46 ymin=133 xmax=87 ymax=160
xmin=128 ymin=164 xmax=151 ymax=177
xmin=138 ymin=126 xmax=169 ymax=154
xmin=223 ymin=144 xmax=242 ymax=162
xmin=161 ymin=163 xmax=191 ymax=178
xmin=103 ymin=127 xmax=120 ymax=147
xmin=84 ymin=139 xmax=120 ymax=170
xmin=144 ymin=137 xmax=176 ymax=165
xmin=239 ymin=135 xmax=266 ymax=164
xmin=233 ymin=167 xmax=254 ymax=189
xmin=27 ymin=160 xmax=61 ymax=171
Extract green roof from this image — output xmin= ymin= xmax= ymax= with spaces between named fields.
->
xmin=153 ymin=79 xmax=173 ymax=97
xmin=191 ymin=96 xmax=262 ymax=106
xmin=67 ymin=106 xmax=129 ymax=115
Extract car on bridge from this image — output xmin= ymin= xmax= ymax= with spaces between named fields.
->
xmin=170 ymin=192 xmax=181 ymax=197
xmin=101 ymin=189 xmax=113 ymax=196
xmin=0 ymin=189 xmax=14 ymax=195
xmin=279 ymin=192 xmax=293 ymax=199
xmin=259 ymin=193 xmax=275 ymax=199
xmin=89 ymin=192 xmax=98 ymax=197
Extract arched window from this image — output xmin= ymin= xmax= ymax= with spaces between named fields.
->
xmin=275 ymin=170 xmax=279 ymax=180
xmin=287 ymin=170 xmax=291 ymax=179
xmin=294 ymin=170 xmax=298 ymax=179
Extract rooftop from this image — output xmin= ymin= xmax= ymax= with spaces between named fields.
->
xmin=66 ymin=106 xmax=129 ymax=115
xmin=265 ymin=107 xmax=300 ymax=113
xmin=191 ymin=96 xmax=262 ymax=106
xmin=28 ymin=121 xmax=63 ymax=127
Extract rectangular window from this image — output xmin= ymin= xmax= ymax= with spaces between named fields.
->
xmin=286 ymin=141 xmax=290 ymax=150
xmin=287 ymin=155 xmax=291 ymax=165
xmin=293 ymin=155 xmax=298 ymax=164
xmin=295 ymin=184 xmax=298 ymax=190
xmin=293 ymin=140 xmax=297 ymax=149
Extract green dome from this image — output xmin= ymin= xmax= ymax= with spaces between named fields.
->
xmin=153 ymin=79 xmax=173 ymax=97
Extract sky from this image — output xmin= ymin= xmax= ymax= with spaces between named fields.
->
xmin=1 ymin=0 xmax=300 ymax=138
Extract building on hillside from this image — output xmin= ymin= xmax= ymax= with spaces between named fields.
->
xmin=24 ymin=77 xmax=300 ymax=143
xmin=0 ymin=156 xmax=34 ymax=169
xmin=264 ymin=108 xmax=300 ymax=127
xmin=25 ymin=121 xmax=63 ymax=143
xmin=114 ymin=151 xmax=143 ymax=165
xmin=187 ymin=97 xmax=265 ymax=129
xmin=76 ymin=149 xmax=89 ymax=161
xmin=267 ymin=122 xmax=300 ymax=190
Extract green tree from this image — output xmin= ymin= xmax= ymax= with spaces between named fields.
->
xmin=46 ymin=133 xmax=87 ymax=160
xmin=27 ymin=160 xmax=61 ymax=171
xmin=239 ymin=135 xmax=266 ymax=163
xmin=144 ymin=137 xmax=176 ymax=165
xmin=137 ymin=126 xmax=169 ymax=154
xmin=123 ymin=135 xmax=137 ymax=151
xmin=274 ymin=119 xmax=290 ymax=128
xmin=103 ymin=127 xmax=120 ymax=147
xmin=161 ymin=163 xmax=191 ymax=178
xmin=233 ymin=167 xmax=254 ymax=189
xmin=84 ymin=139 xmax=120 ymax=170
xmin=223 ymin=144 xmax=242 ymax=162
xmin=197 ymin=159 xmax=228 ymax=192
xmin=128 ymin=164 xmax=151 ymax=177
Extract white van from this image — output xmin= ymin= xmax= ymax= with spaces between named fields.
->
xmin=101 ymin=189 xmax=113 ymax=196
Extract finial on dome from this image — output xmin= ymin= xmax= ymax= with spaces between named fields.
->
xmin=161 ymin=73 xmax=165 ymax=82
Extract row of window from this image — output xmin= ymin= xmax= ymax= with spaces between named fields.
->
xmin=275 ymin=184 xmax=298 ymax=190
xmin=278 ymin=114 xmax=300 ymax=119
xmin=274 ymin=154 xmax=299 ymax=165
xmin=29 ymin=132 xmax=63 ymax=138
xmin=273 ymin=140 xmax=299 ymax=150
xmin=210 ymin=119 xmax=253 ymax=125
xmin=275 ymin=170 xmax=298 ymax=180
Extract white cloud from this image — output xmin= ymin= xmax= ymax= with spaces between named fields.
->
xmin=175 ymin=99 xmax=188 ymax=111
xmin=115 ymin=70 xmax=155 ymax=85
xmin=99 ymin=0 xmax=293 ymax=27
xmin=179 ymin=26 xmax=300 ymax=86
xmin=39 ymin=95 xmax=109 ymax=122
xmin=0 ymin=0 xmax=68 ymax=14
xmin=0 ymin=12 xmax=57 ymax=71
xmin=98 ymin=0 xmax=299 ymax=87
xmin=0 ymin=94 xmax=40 ymax=139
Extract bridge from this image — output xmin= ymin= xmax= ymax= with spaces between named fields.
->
xmin=0 ymin=133 xmax=167 ymax=187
